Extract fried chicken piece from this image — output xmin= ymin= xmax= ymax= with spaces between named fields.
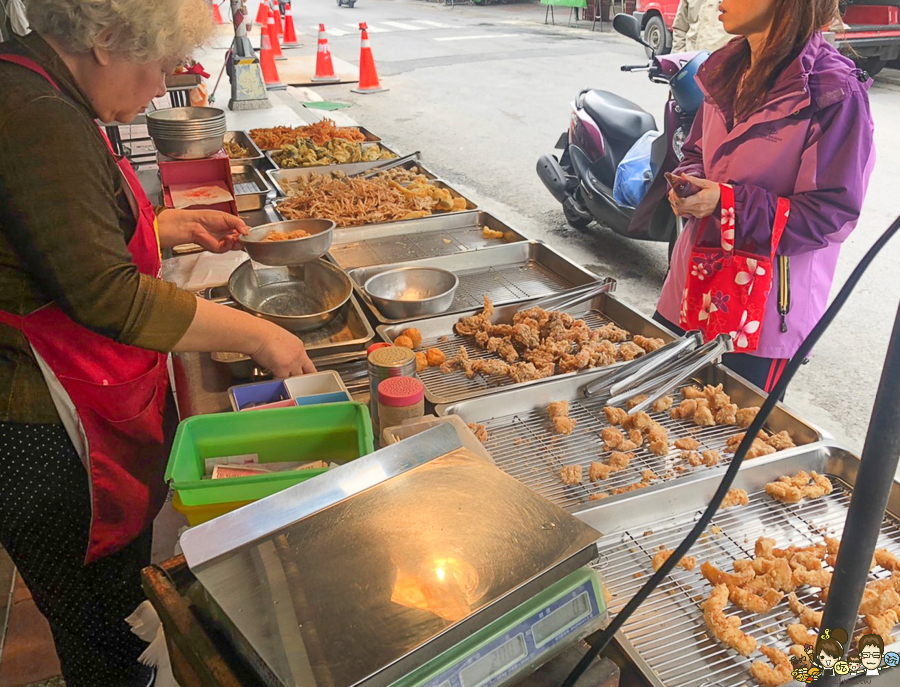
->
xmin=693 ymin=404 xmax=716 ymax=427
xmin=618 ymin=342 xmax=645 ymax=362
xmin=682 ymin=450 xmax=703 ymax=467
xmin=608 ymin=451 xmax=634 ymax=471
xmin=426 ymin=348 xmax=446 ymax=367
xmin=604 ymin=406 xmax=628 ymax=426
xmin=750 ymin=645 xmax=793 ymax=687
xmin=787 ymin=623 xmax=818 ymax=646
xmin=702 ymin=450 xmax=722 ymax=467
xmin=401 ymin=328 xmax=422 ymax=349
xmin=611 ymin=479 xmax=652 ymax=495
xmin=601 ymin=427 xmax=626 ymax=450
xmin=472 ymin=359 xmax=510 ymax=377
xmin=721 ymin=488 xmax=749 ymax=509
xmin=648 ymin=439 xmax=669 ymax=456
xmin=559 ymin=465 xmax=583 ymax=485
xmin=584 ymin=339 xmax=618 ymax=367
xmin=789 ymin=552 xmax=823 ymax=572
xmin=558 ymin=349 xmax=591 ymax=373
xmin=702 ymin=384 xmax=731 ymax=411
xmin=651 ymin=547 xmax=697 ymax=572
xmin=788 ymin=593 xmax=823 ymax=629
xmin=646 ymin=422 xmax=668 ymax=443
xmin=496 ymin=339 xmax=520 ymax=363
xmin=633 ymin=335 xmax=665 ymax=353
xmin=742 ymin=558 xmax=795 ymax=595
xmin=394 ymin=335 xmax=414 ymax=349
xmin=865 ymin=608 xmax=899 ymax=644
xmin=641 ymin=468 xmax=659 ymax=482
xmin=736 ymin=406 xmax=760 ymax=428
xmin=455 ymin=296 xmax=494 ymax=336
xmin=652 ymin=395 xmax=674 ymax=413
xmin=859 ymin=588 xmax=900 ymax=616
xmin=729 ymin=586 xmax=784 ymax=614
xmin=715 ymin=403 xmax=738 ymax=425
xmin=756 ymin=538 xmax=776 ymax=559
xmin=700 ymin=561 xmax=755 ymax=587
xmin=415 ymin=351 xmax=428 ymax=372
xmin=511 ymin=322 xmax=541 ymax=350
xmin=628 ymin=429 xmax=644 ymax=447
xmin=468 ymin=423 xmax=488 ymax=444
xmin=589 ymin=461 xmax=612 ymax=481
xmin=591 ymin=323 xmax=629 ymax=343
xmin=702 ymin=585 xmax=758 ymax=657
xmin=766 ymin=430 xmax=796 ymax=451
xmin=765 ymin=471 xmax=833 ymax=504
xmin=548 ymin=401 xmax=569 ymax=419
xmin=674 ymin=437 xmax=701 ymax=451
xmin=619 ymin=440 xmax=639 ymax=451
xmin=440 ymin=346 xmax=472 ymax=375
xmin=682 ymin=385 xmax=704 ymax=400
xmin=588 ymin=492 xmax=609 ymax=501
xmin=553 ymin=416 xmax=578 ymax=435
xmin=875 ymin=548 xmax=900 ymax=573
xmin=747 ymin=438 xmax=777 ymax=460
xmin=507 ymin=362 xmax=555 ymax=383
xmin=513 ymin=307 xmax=551 ymax=328
xmin=792 ymin=568 xmax=832 ymax=590
xmin=626 ymin=394 xmax=649 ymax=410
xmin=671 ymin=398 xmax=698 ymax=420
xmin=629 ymin=411 xmax=652 ymax=431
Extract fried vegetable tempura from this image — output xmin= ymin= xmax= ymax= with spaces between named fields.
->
xmin=702 ymin=585 xmax=758 ymax=657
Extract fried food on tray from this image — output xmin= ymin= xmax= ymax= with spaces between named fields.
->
xmin=261 ymin=228 xmax=311 ymax=241
xmin=750 ymin=645 xmax=793 ymax=687
xmin=765 ymin=471 xmax=833 ymax=504
xmin=224 ymin=139 xmax=251 ymax=158
xmin=625 ymin=394 xmax=649 ymax=410
xmin=651 ymin=546 xmax=697 ymax=572
xmin=467 ymin=422 xmax=488 ymax=444
xmin=701 ymin=561 xmax=755 ymax=588
xmin=601 ymin=427 xmax=626 ymax=451
xmin=455 ymin=296 xmax=494 ymax=336
xmin=652 ymin=395 xmax=674 ymax=412
xmin=482 ymin=226 xmax=504 ymax=239
xmin=400 ymin=328 xmax=422 ymax=348
xmin=249 ymin=120 xmax=367 ymax=149
xmin=415 ymin=351 xmax=427 ymax=372
xmin=866 ymin=608 xmax=899 ymax=644
xmin=787 ymin=623 xmax=818 ymax=646
xmin=859 ymin=588 xmax=900 ymax=616
xmin=272 ymin=139 xmax=396 ymax=168
xmin=722 ymin=488 xmax=749 ymax=509
xmin=589 ymin=461 xmax=612 ymax=481
xmin=548 ymin=401 xmax=577 ymax=435
xmin=425 ymin=348 xmax=446 ymax=367
xmin=633 ymin=335 xmax=665 ymax=353
xmin=682 ymin=385 xmax=704 ymax=400
xmin=694 ymin=404 xmax=716 ymax=427
xmin=560 ymin=465 xmax=583 ymax=485
xmin=702 ymin=584 xmax=758 ymax=657
xmin=702 ymin=450 xmax=722 ymax=467
xmin=471 ymin=359 xmax=510 ymax=377
xmin=788 ymin=593 xmax=823 ymax=629
xmin=394 ymin=335 xmax=414 ymax=349
xmin=766 ymin=430 xmax=796 ymax=451
xmin=674 ymin=437 xmax=701 ymax=451
xmin=730 ymin=586 xmax=784 ymax=614
xmin=610 ymin=471 xmax=657 ymax=495
xmin=682 ymin=450 xmax=703 ymax=467
xmin=715 ymin=403 xmax=738 ymax=425
xmin=628 ymin=428 xmax=644 ymax=447
xmin=277 ymin=167 xmax=467 ymax=227
xmin=875 ymin=548 xmax=900 ymax=573
xmin=736 ymin=406 xmax=760 ymax=428
xmin=604 ymin=406 xmax=629 ymax=426
xmin=609 ymin=451 xmax=634 ymax=471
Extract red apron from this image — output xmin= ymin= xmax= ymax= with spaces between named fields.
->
xmin=0 ymin=54 xmax=169 ymax=564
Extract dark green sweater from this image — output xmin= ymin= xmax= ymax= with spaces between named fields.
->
xmin=0 ymin=33 xmax=196 ymax=423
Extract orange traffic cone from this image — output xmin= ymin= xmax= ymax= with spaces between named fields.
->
xmin=255 ymin=1 xmax=268 ymax=25
xmin=282 ymin=2 xmax=299 ymax=47
xmin=267 ymin=9 xmax=286 ymax=61
xmin=311 ymin=24 xmax=340 ymax=82
xmin=212 ymin=2 xmax=225 ymax=24
xmin=352 ymin=23 xmax=388 ymax=94
xmin=259 ymin=24 xmax=286 ymax=89
xmin=274 ymin=4 xmax=284 ymax=36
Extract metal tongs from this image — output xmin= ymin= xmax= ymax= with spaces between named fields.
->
xmin=516 ymin=279 xmax=617 ymax=314
xmin=584 ymin=332 xmax=734 ymax=414
xmin=357 ymin=151 xmax=422 ymax=179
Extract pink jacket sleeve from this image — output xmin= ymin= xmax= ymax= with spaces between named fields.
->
xmin=674 ymin=103 xmax=707 ymax=180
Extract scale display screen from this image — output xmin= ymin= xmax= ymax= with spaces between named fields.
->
xmin=532 ymin=592 xmax=591 ymax=648
xmin=459 ymin=634 xmax=527 ymax=687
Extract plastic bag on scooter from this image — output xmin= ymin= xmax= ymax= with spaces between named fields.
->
xmin=613 ymin=130 xmax=662 ymax=210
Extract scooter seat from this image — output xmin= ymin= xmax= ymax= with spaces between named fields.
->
xmin=581 ymin=90 xmax=657 ymax=168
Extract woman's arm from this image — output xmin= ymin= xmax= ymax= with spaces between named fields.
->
xmin=156 ymin=209 xmax=250 ymax=252
xmin=674 ymin=103 xmax=706 ymax=179
xmin=671 ymin=0 xmax=691 ymax=53
xmin=730 ymin=91 xmax=875 ymax=255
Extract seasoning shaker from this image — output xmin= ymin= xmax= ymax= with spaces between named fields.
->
xmin=377 ymin=377 xmax=425 ymax=435
xmin=367 ymin=345 xmax=416 ymax=436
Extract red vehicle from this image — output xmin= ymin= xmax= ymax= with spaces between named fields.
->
xmin=633 ymin=0 xmax=900 ymax=75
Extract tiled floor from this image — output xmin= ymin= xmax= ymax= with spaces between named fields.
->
xmin=0 ymin=548 xmax=63 ymax=687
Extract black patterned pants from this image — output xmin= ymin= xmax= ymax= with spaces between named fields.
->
xmin=0 ymin=422 xmax=154 ymax=687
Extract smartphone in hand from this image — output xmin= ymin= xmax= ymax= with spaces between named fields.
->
xmin=665 ymin=172 xmax=701 ymax=198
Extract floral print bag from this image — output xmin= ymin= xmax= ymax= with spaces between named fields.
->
xmin=679 ymin=184 xmax=790 ymax=351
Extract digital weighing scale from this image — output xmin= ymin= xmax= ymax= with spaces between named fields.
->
xmin=180 ymin=424 xmax=608 ymax=687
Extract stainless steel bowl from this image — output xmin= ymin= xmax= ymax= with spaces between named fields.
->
xmin=228 ymin=259 xmax=353 ymax=333
xmin=363 ymin=267 xmax=459 ymax=320
xmin=146 ymin=106 xmax=226 ymax=128
xmin=151 ymin=133 xmax=226 ymax=160
xmin=147 ymin=107 xmax=227 ymax=159
xmin=240 ymin=219 xmax=335 ymax=266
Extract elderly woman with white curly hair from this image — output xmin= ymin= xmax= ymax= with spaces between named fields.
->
xmin=0 ymin=2 xmax=315 ymax=684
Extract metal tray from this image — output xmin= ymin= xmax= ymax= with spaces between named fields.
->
xmin=351 ymin=241 xmax=600 ymax=325
xmin=577 ymin=444 xmax=900 ymax=687
xmin=379 ymin=291 xmax=671 ymax=406
xmin=230 ymin=164 xmax=272 ymax=212
xmin=264 ymin=141 xmax=400 ymax=175
xmin=268 ymin=158 xmax=435 ymax=198
xmin=436 ymin=364 xmax=829 ymax=512
xmin=252 ymin=125 xmax=382 ymax=151
xmin=224 ymin=131 xmax=265 ymax=165
xmin=327 ymin=211 xmax=528 ymax=270
xmin=206 ymin=292 xmax=376 ymax=369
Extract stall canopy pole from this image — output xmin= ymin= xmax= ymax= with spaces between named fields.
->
xmin=818 ymin=297 xmax=900 ymax=686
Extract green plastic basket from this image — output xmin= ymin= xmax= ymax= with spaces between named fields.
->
xmin=165 ymin=402 xmax=374 ymax=514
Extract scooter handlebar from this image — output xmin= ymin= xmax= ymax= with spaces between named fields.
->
xmin=621 ymin=64 xmax=651 ymax=72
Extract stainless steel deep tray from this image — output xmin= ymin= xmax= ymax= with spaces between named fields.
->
xmin=437 ymin=364 xmax=829 ymax=512
xmin=577 ymin=444 xmax=900 ymax=687
xmin=351 ymin=241 xmax=602 ymax=325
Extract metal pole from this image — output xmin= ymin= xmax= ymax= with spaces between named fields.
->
xmin=228 ymin=0 xmax=271 ymax=110
xmin=818 ymin=296 xmax=900 ymax=686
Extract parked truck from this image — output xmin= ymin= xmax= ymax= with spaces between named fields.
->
xmin=633 ymin=0 xmax=900 ymax=75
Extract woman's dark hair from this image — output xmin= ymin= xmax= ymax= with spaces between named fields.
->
xmin=706 ymin=0 xmax=840 ymax=121
xmin=859 ymin=633 xmax=885 ymax=654
xmin=816 ymin=627 xmax=849 ymax=660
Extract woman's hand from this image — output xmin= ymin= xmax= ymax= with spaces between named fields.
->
xmin=250 ymin=323 xmax=317 ymax=378
xmin=668 ymin=175 xmax=721 ymax=220
xmin=157 ymin=209 xmax=249 ymax=252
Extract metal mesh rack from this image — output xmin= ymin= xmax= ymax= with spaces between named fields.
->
xmin=593 ymin=481 xmax=900 ymax=687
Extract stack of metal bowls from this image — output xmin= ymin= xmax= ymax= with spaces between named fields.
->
xmin=147 ymin=107 xmax=227 ymax=160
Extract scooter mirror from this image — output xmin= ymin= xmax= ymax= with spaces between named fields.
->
xmin=613 ymin=13 xmax=649 ymax=49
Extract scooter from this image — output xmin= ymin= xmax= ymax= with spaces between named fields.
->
xmin=337 ymin=0 xmax=356 ymax=7
xmin=537 ymin=14 xmax=708 ymax=255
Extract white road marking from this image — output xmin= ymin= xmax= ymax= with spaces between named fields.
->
xmin=413 ymin=20 xmax=451 ymax=28
xmin=434 ymin=33 xmax=520 ymax=41
xmin=314 ymin=26 xmax=350 ymax=36
xmin=347 ymin=23 xmax=387 ymax=32
xmin=381 ymin=21 xmax=425 ymax=31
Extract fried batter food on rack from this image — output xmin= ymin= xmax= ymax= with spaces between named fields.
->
xmin=560 ymin=465 xmax=583 ymax=485
xmin=866 ymin=608 xmax=899 ymax=644
xmin=788 ymin=593 xmax=823 ymax=629
xmin=628 ymin=429 xmax=644 ymax=447
xmin=721 ymin=488 xmax=749 ymax=509
xmin=736 ymin=407 xmax=760 ymax=428
xmin=682 ymin=385 xmax=704 ymax=400
xmin=694 ymin=405 xmax=716 ymax=427
xmin=674 ymin=437 xmax=701 ymax=451
xmin=455 ymin=297 xmax=495 ymax=336
xmin=415 ymin=351 xmax=428 ymax=372
xmin=701 ymin=561 xmax=756 ymax=588
xmin=468 ymin=423 xmax=488 ymax=444
xmin=765 ymin=471 xmax=833 ymax=504
xmin=471 ymin=359 xmax=511 ymax=377
xmin=651 ymin=546 xmax=697 ymax=572
xmin=548 ymin=401 xmax=577 ymax=435
xmin=507 ymin=362 xmax=555 ymax=383
xmin=617 ymin=342 xmax=645 ymax=362
xmin=610 ymin=471 xmax=657 ymax=495
xmin=609 ymin=451 xmax=635 ymax=471
xmin=682 ymin=451 xmax=703 ymax=467
xmin=702 ymin=584 xmax=758 ymax=657
xmin=394 ymin=335 xmax=414 ymax=349
xmin=425 ymin=348 xmax=446 ymax=367
xmin=875 ymin=548 xmax=900 ymax=573
xmin=787 ymin=623 xmax=818 ymax=646
xmin=482 ymin=227 xmax=505 ymax=240
xmin=652 ymin=395 xmax=674 ymax=412
xmin=750 ymin=645 xmax=793 ymax=687
xmin=633 ymin=335 xmax=665 ymax=353
xmin=859 ymin=588 xmax=900 ymax=616
xmin=703 ymin=384 xmax=731 ymax=410
xmin=715 ymin=404 xmax=739 ymax=425
xmin=626 ymin=411 xmax=652 ymax=431
xmin=604 ymin=406 xmax=629 ymax=426
xmin=589 ymin=461 xmax=612 ymax=481
xmin=625 ymin=394 xmax=649 ymax=410
xmin=400 ymin=328 xmax=423 ymax=348
xmin=601 ymin=427 xmax=626 ymax=450
xmin=730 ymin=587 xmax=784 ymax=614
xmin=766 ymin=430 xmax=796 ymax=451
xmin=440 ymin=347 xmax=475 ymax=378
xmin=702 ymin=450 xmax=722 ymax=467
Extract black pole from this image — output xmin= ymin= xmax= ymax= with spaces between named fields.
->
xmin=818 ymin=297 xmax=900 ymax=686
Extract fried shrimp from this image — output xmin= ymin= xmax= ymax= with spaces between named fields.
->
xmin=702 ymin=585 xmax=758 ymax=657
xmin=651 ymin=547 xmax=697 ymax=572
xmin=750 ymin=645 xmax=793 ymax=687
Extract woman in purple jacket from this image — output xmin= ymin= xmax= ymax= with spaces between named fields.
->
xmin=656 ymin=0 xmax=875 ymax=394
